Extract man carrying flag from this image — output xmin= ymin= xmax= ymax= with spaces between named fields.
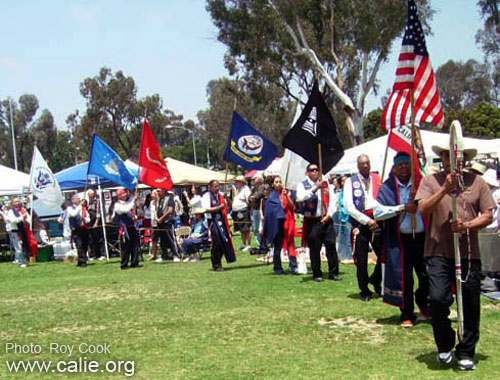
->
xmin=139 ymin=120 xmax=173 ymax=190
xmin=283 ymin=81 xmax=344 ymax=282
xmin=378 ymin=0 xmax=441 ymax=313
xmin=202 ymin=179 xmax=235 ymax=271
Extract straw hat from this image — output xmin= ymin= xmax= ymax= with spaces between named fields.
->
xmin=470 ymin=162 xmax=487 ymax=175
xmin=235 ymin=175 xmax=247 ymax=183
xmin=193 ymin=207 xmax=205 ymax=214
xmin=431 ymin=142 xmax=477 ymax=161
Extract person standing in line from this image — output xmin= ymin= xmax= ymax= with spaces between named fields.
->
xmin=296 ymin=163 xmax=341 ymax=282
xmin=67 ymin=194 xmax=90 ymax=268
xmin=202 ymin=180 xmax=236 ymax=271
xmin=114 ymin=188 xmax=140 ymax=270
xmin=5 ymin=198 xmax=30 ymax=268
xmin=343 ymin=154 xmax=382 ymax=301
xmin=155 ymin=189 xmax=180 ymax=262
xmin=416 ymin=143 xmax=494 ymax=371
xmin=231 ymin=176 xmax=252 ymax=251
xmin=375 ymin=152 xmax=430 ymax=327
xmin=249 ymin=175 xmax=265 ymax=248
xmin=87 ymin=189 xmax=105 ymax=260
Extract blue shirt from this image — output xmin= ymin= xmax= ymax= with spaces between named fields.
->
xmin=397 ymin=179 xmax=425 ymax=234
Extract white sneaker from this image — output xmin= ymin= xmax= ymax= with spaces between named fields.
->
xmin=19 ymin=264 xmax=27 ymax=268
xmin=458 ymin=358 xmax=476 ymax=371
xmin=155 ymin=258 xmax=163 ymax=263
xmin=98 ymin=257 xmax=106 ymax=261
xmin=183 ymin=256 xmax=191 ymax=262
xmin=437 ymin=351 xmax=453 ymax=364
xmin=173 ymin=257 xmax=181 ymax=262
xmin=242 ymin=245 xmax=252 ymax=252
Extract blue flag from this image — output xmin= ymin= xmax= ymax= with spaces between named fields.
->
xmin=87 ymin=134 xmax=137 ymax=190
xmin=223 ymin=111 xmax=279 ymax=170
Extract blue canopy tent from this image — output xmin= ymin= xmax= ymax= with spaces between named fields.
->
xmin=55 ymin=162 xmax=138 ymax=191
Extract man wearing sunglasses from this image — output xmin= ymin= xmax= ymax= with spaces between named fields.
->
xmin=296 ymin=163 xmax=340 ymax=282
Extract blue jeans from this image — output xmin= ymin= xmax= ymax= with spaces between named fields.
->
xmin=337 ymin=222 xmax=352 ymax=261
xmin=10 ymin=231 xmax=28 ymax=266
xmin=251 ymin=210 xmax=261 ymax=247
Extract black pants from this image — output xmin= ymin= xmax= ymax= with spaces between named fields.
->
xmin=305 ymin=218 xmax=339 ymax=279
xmin=121 ymin=226 xmax=140 ymax=268
xmin=89 ymin=226 xmax=105 ymax=259
xmin=353 ymin=224 xmax=382 ymax=297
xmin=427 ymin=257 xmax=481 ymax=360
xmin=272 ymin=219 xmax=285 ymax=273
xmin=72 ymin=228 xmax=89 ymax=266
xmin=158 ymin=223 xmax=179 ymax=259
xmin=400 ymin=232 xmax=429 ymax=321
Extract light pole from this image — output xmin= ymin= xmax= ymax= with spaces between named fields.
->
xmin=166 ymin=125 xmax=197 ymax=166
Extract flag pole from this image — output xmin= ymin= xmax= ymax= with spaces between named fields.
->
xmin=410 ymin=90 xmax=417 ymax=237
xmin=380 ymin=129 xmax=392 ymax=182
xmin=318 ymin=143 xmax=324 ymax=217
xmin=98 ymin=179 xmax=110 ymax=261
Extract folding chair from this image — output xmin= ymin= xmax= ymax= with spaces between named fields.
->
xmin=175 ymin=226 xmax=191 ymax=260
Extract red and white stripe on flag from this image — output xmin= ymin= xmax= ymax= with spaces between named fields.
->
xmin=381 ymin=0 xmax=444 ymax=131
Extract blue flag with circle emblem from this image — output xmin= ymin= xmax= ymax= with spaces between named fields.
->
xmin=223 ymin=111 xmax=279 ymax=170
xmin=87 ymin=134 xmax=137 ymax=190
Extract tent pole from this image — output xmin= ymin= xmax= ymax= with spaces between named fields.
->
xmin=98 ymin=180 xmax=110 ymax=260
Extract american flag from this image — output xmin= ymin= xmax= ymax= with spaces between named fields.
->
xmin=381 ymin=0 xmax=444 ymax=131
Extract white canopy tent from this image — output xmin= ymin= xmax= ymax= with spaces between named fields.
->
xmin=0 ymin=164 xmax=30 ymax=196
xmin=255 ymin=130 xmax=500 ymax=190
xmin=328 ymin=130 xmax=500 ymax=179
xmin=125 ymin=157 xmax=236 ymax=186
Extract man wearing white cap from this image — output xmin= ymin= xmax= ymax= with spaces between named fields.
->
xmin=416 ymin=142 xmax=495 ymax=370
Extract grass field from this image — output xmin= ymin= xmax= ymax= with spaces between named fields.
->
xmin=1 ymin=237 xmax=499 ymax=379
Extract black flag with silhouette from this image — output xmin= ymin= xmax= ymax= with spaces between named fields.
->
xmin=282 ymin=82 xmax=344 ymax=173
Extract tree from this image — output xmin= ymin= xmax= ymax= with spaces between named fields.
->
xmin=69 ymin=67 xmax=184 ymax=160
xmin=0 ymin=95 xmax=39 ymax=172
xmin=363 ymin=108 xmax=385 ymax=141
xmin=435 ymin=59 xmax=492 ymax=111
xmin=197 ymin=77 xmax=294 ymax=167
xmin=476 ymin=0 xmax=500 ymax=104
xmin=206 ymin=0 xmax=433 ymax=145
xmin=444 ymin=102 xmax=500 ymax=138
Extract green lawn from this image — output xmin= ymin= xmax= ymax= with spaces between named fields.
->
xmin=1 ymin=239 xmax=499 ymax=379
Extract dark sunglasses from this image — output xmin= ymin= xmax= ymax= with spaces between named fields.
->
xmin=309 ymin=168 xmax=319 ymax=172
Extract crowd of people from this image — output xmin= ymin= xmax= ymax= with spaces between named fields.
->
xmin=1 ymin=141 xmax=499 ymax=371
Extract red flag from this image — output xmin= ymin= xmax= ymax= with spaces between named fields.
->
xmin=381 ymin=0 xmax=444 ymax=131
xmin=138 ymin=120 xmax=173 ymax=190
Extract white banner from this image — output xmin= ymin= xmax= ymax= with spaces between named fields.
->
xmin=29 ymin=146 xmax=64 ymax=209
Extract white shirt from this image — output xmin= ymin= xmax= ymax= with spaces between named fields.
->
xmin=202 ymin=191 xmax=214 ymax=220
xmin=296 ymin=177 xmax=336 ymax=218
xmin=114 ymin=199 xmax=135 ymax=215
xmin=150 ymin=201 xmax=157 ymax=227
xmin=6 ymin=208 xmax=24 ymax=231
xmin=67 ymin=204 xmax=90 ymax=226
xmin=189 ymin=194 xmax=203 ymax=210
xmin=343 ymin=173 xmax=378 ymax=225
xmin=232 ymin=185 xmax=251 ymax=212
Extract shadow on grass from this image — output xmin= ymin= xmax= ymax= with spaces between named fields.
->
xmin=376 ymin=315 xmax=400 ymax=325
xmin=224 ymin=263 xmax=267 ymax=271
xmin=416 ymin=351 xmax=489 ymax=371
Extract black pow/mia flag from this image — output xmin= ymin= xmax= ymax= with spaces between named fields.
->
xmin=282 ymin=82 xmax=344 ymax=173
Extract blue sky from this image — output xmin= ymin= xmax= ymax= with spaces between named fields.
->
xmin=0 ymin=0 xmax=485 ymax=129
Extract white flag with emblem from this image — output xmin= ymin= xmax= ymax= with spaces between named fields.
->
xmin=29 ymin=146 xmax=64 ymax=208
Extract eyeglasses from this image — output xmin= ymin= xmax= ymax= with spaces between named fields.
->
xmin=309 ymin=168 xmax=319 ymax=172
